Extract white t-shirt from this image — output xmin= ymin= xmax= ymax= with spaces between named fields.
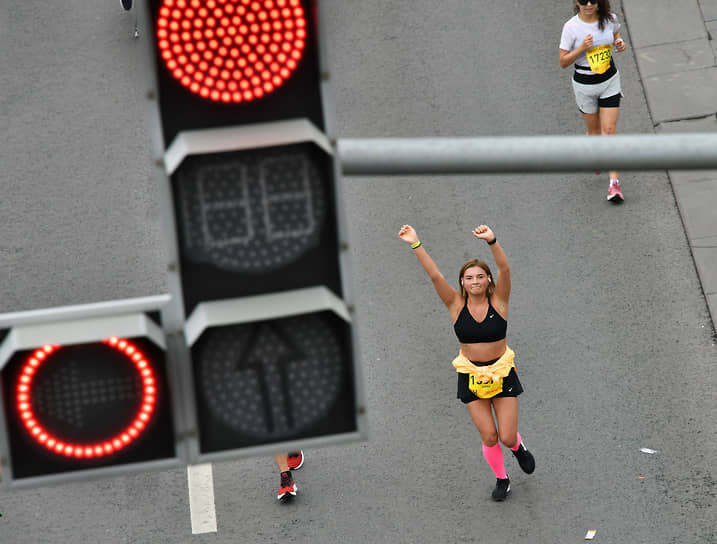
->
xmin=560 ymin=14 xmax=620 ymax=74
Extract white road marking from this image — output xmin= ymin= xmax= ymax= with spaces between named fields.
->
xmin=187 ymin=463 xmax=218 ymax=534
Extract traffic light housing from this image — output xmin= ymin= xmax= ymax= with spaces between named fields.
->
xmin=0 ymin=300 xmax=182 ymax=488
xmin=146 ymin=0 xmax=365 ymax=461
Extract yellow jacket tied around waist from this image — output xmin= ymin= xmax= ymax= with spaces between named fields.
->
xmin=451 ymin=346 xmax=515 ymax=382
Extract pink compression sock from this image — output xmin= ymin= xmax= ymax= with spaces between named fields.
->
xmin=482 ymin=442 xmax=507 ymax=479
xmin=510 ymin=432 xmax=523 ymax=452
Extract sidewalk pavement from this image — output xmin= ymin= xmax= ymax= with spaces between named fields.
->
xmin=623 ymin=0 xmax=717 ymax=332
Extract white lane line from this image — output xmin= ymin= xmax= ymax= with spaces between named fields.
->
xmin=187 ymin=463 xmax=218 ymax=534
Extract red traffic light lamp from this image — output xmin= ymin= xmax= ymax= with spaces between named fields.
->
xmin=156 ymin=0 xmax=308 ymax=103
xmin=15 ymin=338 xmax=158 ymax=460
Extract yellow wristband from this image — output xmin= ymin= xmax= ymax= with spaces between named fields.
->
xmin=411 ymin=240 xmax=422 ymax=249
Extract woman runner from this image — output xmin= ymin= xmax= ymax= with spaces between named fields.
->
xmin=398 ymin=224 xmax=535 ymax=500
xmin=560 ymin=0 xmax=627 ymax=202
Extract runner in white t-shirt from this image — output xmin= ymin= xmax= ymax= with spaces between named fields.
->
xmin=559 ymin=0 xmax=627 ymax=202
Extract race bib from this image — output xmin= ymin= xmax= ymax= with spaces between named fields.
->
xmin=468 ymin=375 xmax=503 ymax=399
xmin=586 ymin=44 xmax=612 ymax=74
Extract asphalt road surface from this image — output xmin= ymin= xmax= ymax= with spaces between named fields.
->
xmin=1 ymin=1 xmax=715 ymax=543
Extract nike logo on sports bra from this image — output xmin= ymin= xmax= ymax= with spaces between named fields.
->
xmin=453 ymin=299 xmax=507 ymax=344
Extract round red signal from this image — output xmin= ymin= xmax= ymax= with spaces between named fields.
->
xmin=156 ymin=0 xmax=307 ymax=103
xmin=15 ymin=338 xmax=158 ymax=459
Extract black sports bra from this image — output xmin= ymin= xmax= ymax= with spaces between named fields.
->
xmin=453 ymin=299 xmax=507 ymax=344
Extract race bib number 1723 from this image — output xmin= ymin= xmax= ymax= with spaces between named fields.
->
xmin=586 ymin=44 xmax=612 ymax=74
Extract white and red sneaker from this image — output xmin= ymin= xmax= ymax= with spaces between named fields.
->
xmin=287 ymin=450 xmax=304 ymax=470
xmin=277 ymin=471 xmax=297 ymax=501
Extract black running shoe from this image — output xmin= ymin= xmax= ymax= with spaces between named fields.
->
xmin=120 ymin=0 xmax=132 ymax=10
xmin=492 ymin=478 xmax=511 ymax=501
xmin=512 ymin=442 xmax=535 ymax=474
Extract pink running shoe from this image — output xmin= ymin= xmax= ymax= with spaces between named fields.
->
xmin=607 ymin=181 xmax=624 ymax=202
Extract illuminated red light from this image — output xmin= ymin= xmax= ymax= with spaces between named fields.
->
xmin=156 ymin=0 xmax=307 ymax=103
xmin=15 ymin=338 xmax=159 ymax=459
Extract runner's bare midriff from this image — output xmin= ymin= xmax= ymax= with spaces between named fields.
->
xmin=460 ymin=338 xmax=507 ymax=363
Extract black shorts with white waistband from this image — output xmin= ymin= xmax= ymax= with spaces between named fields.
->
xmin=456 ymin=358 xmax=524 ymax=404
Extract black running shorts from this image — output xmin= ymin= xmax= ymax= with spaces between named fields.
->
xmin=457 ymin=367 xmax=524 ymax=404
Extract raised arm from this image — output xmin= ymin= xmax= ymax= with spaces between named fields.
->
xmin=398 ymin=224 xmax=460 ymax=310
xmin=472 ymin=225 xmax=510 ymax=316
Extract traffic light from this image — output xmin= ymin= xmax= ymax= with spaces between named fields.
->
xmin=0 ymin=299 xmax=181 ymax=488
xmin=145 ymin=0 xmax=365 ymax=459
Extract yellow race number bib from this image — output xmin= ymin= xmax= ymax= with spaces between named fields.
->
xmin=468 ymin=375 xmax=503 ymax=399
xmin=586 ymin=44 xmax=612 ymax=74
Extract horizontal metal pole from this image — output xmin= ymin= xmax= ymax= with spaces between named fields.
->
xmin=338 ymin=133 xmax=717 ymax=175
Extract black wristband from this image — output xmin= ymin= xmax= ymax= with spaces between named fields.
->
xmin=487 ymin=237 xmax=497 ymax=245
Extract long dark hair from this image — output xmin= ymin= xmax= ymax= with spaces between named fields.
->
xmin=574 ymin=0 xmax=613 ymax=31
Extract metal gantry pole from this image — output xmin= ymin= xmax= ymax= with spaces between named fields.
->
xmin=337 ymin=133 xmax=717 ymax=175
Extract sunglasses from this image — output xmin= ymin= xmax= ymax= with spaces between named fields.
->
xmin=577 ymin=0 xmax=597 ymax=5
